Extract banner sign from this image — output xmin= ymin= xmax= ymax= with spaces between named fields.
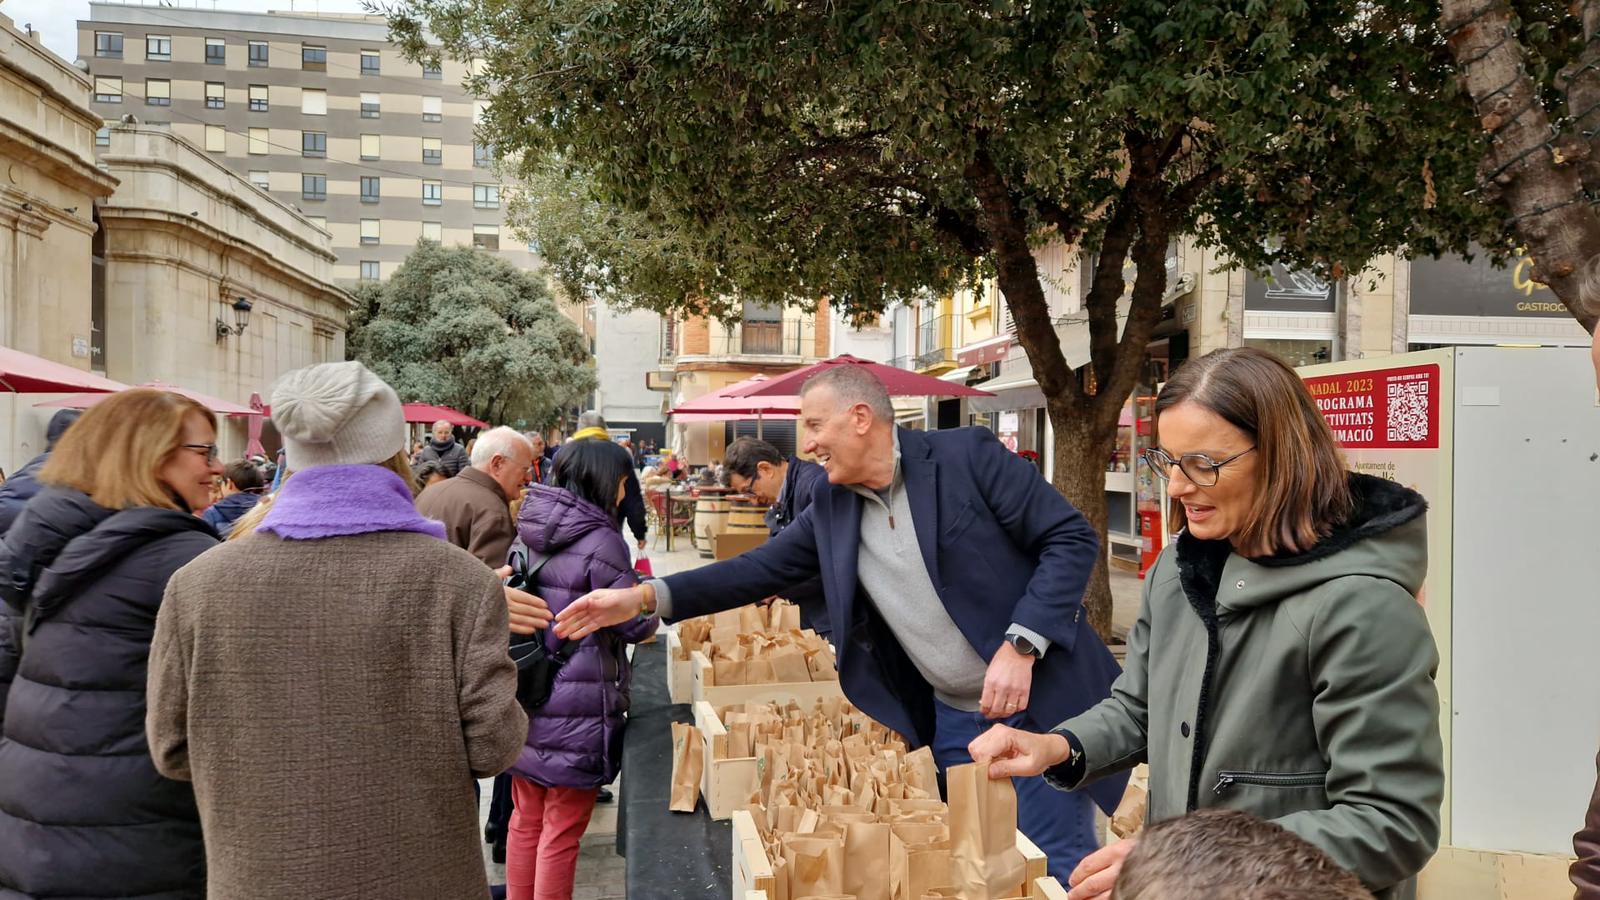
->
xmin=1302 ymin=363 xmax=1440 ymax=449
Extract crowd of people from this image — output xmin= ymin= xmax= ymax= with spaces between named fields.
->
xmin=0 ymin=339 xmax=1597 ymax=899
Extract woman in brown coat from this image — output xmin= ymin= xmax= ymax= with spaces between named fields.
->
xmin=147 ymin=361 xmax=528 ymax=900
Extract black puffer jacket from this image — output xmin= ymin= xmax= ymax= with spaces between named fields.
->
xmin=0 ymin=487 xmax=217 ymax=899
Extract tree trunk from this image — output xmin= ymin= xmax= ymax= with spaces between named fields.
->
xmin=1049 ymin=399 xmax=1119 ymax=641
xmin=1441 ymin=0 xmax=1600 ymax=328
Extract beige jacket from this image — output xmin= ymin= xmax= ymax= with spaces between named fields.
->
xmin=416 ymin=466 xmax=518 ymax=566
xmin=147 ymin=530 xmax=527 ymax=900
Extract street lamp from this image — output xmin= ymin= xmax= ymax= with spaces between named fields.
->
xmin=216 ymin=296 xmax=253 ymax=341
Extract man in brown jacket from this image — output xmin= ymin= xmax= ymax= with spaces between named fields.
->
xmin=148 ymin=361 xmax=528 ymax=900
xmin=416 ymin=426 xmax=535 ymax=566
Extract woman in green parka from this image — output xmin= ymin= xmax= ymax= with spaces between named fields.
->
xmin=971 ymin=348 xmax=1442 ymax=900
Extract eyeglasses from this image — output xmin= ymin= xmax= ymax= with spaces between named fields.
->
xmin=181 ymin=443 xmax=220 ymax=464
xmin=1141 ymin=446 xmax=1255 ymax=487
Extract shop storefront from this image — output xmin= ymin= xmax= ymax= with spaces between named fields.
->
xmin=1407 ymin=250 xmax=1590 ymax=348
xmin=1242 ymin=262 xmax=1340 ymax=367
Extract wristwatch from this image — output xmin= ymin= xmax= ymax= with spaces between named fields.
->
xmin=1006 ymin=633 xmax=1041 ymax=658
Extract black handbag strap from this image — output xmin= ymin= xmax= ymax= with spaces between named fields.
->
xmin=508 ymin=549 xmax=576 ymax=660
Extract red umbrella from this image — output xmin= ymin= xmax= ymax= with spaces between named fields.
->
xmin=722 ymin=354 xmax=994 ymax=398
xmin=401 ymin=402 xmax=487 ymax=429
xmin=37 ymin=380 xmax=259 ymax=416
xmin=667 ymin=374 xmax=800 ymax=437
xmin=0 ymin=347 xmax=128 ymax=394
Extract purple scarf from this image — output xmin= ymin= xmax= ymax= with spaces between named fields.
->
xmin=258 ymin=465 xmax=447 ymax=541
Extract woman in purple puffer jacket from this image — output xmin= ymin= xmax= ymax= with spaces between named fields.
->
xmin=507 ymin=439 xmax=658 ymax=900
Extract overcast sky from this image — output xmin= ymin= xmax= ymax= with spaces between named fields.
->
xmin=3 ymin=0 xmax=372 ymax=62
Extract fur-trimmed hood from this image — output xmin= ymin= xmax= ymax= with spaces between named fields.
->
xmin=1180 ymin=472 xmax=1428 ymax=616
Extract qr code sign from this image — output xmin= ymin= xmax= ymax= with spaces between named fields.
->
xmin=1386 ymin=381 xmax=1430 ymax=443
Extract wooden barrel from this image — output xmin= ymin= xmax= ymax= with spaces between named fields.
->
xmin=725 ymin=503 xmax=769 ymax=533
xmin=694 ymin=494 xmax=730 ymax=555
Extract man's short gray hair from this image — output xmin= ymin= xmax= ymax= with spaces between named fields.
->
xmin=576 ymin=409 xmax=606 ymax=430
xmin=432 ymin=419 xmax=452 ymax=432
xmin=801 ymin=365 xmax=894 ymax=424
xmin=470 ymin=426 xmax=533 ymax=467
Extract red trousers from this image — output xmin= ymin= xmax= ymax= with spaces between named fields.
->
xmin=506 ymin=777 xmax=599 ymax=900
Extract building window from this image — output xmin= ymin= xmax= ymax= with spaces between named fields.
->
xmin=473 ymin=99 xmax=489 ymax=125
xmin=360 ymin=92 xmax=380 ymax=118
xmin=302 ymin=131 xmax=326 ymax=158
xmin=94 ymin=32 xmax=122 ymax=59
xmin=248 ymin=84 xmax=268 ymax=112
xmin=422 ymin=137 xmax=442 ymax=165
xmin=95 ymin=123 xmax=112 ymax=147
xmin=360 ymin=134 xmax=380 ymax=160
xmin=360 ymin=261 xmax=381 ymax=282
xmin=205 ymin=82 xmax=225 ymax=109
xmin=248 ymin=40 xmax=268 ymax=67
xmin=248 ymin=170 xmax=270 ymax=190
xmin=422 ymin=180 xmax=443 ymax=206
xmin=473 ymin=143 xmax=495 ymax=168
xmin=472 ymin=224 xmax=499 ymax=251
xmin=302 ymin=44 xmax=326 ymax=71
xmin=146 ymin=35 xmax=171 ymax=61
xmin=307 ymin=215 xmax=327 ymax=230
xmin=421 ymin=221 xmax=442 ymax=242
xmin=94 ymin=76 xmax=122 ymax=103
xmin=301 ymin=88 xmax=326 ymax=116
xmin=205 ymin=37 xmax=226 ymax=65
xmin=361 ymin=50 xmax=380 ymax=75
xmin=360 ymin=176 xmax=380 ymax=203
xmin=145 ymin=78 xmax=171 ymax=106
xmin=248 ymin=127 xmax=269 ymax=155
xmin=205 ymin=124 xmax=226 ymax=153
xmin=302 ymin=174 xmax=326 ymax=201
xmin=422 ymin=96 xmax=442 ymax=122
xmin=473 ymin=183 xmax=500 ymax=209
xmin=422 ymin=62 xmax=442 ymax=79
xmin=360 ymin=219 xmax=380 ymax=245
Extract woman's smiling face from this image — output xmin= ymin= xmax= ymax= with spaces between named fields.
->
xmin=1155 ymin=401 xmax=1260 ymax=547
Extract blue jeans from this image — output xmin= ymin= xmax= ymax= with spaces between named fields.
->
xmin=932 ymin=699 xmax=1099 ymax=882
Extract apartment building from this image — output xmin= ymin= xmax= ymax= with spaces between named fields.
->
xmin=76 ymin=2 xmax=531 ymax=284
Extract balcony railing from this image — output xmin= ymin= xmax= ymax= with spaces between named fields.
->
xmin=915 ymin=314 xmax=960 ymax=369
xmin=707 ymin=319 xmax=815 ymax=358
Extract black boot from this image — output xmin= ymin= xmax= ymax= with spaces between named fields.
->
xmin=596 ymin=786 xmax=614 ymax=803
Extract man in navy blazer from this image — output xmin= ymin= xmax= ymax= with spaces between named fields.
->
xmin=557 ymin=365 xmax=1126 ymax=876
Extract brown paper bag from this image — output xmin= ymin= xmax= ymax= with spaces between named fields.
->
xmin=807 ymin=648 xmax=839 ymax=681
xmin=714 ymin=656 xmax=748 ymax=685
xmin=747 ymin=656 xmax=778 ymax=684
xmin=669 ymin=722 xmax=702 ymax=812
xmin=770 ymin=645 xmax=813 ymax=683
xmin=946 ymin=763 xmax=1027 ymax=899
xmin=786 ymin=835 xmax=846 ymax=898
xmin=780 ymin=602 xmax=803 ymax=631
xmin=843 ymin=820 xmax=891 ymax=900
xmin=1110 ymin=781 xmax=1148 ymax=839
xmin=902 ymin=746 xmax=940 ymax=796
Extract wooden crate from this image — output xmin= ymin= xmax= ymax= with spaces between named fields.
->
xmin=1418 ymin=845 xmax=1577 ymax=900
xmin=690 ymin=649 xmax=845 ymax=708
xmin=733 ymin=811 xmax=1057 ymax=899
xmin=665 ymin=627 xmax=695 ymax=705
xmin=694 ymin=700 xmax=762 ymax=821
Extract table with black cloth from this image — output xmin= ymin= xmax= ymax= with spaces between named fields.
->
xmin=618 ymin=637 xmax=732 ymax=898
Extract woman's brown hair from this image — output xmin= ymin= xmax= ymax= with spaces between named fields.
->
xmin=1155 ymin=348 xmax=1352 ymax=556
xmin=40 ymin=389 xmax=218 ymax=511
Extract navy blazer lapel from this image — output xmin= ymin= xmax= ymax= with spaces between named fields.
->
xmin=896 ymin=428 xmax=945 ymax=597
xmin=823 ymin=488 xmax=863 ymax=636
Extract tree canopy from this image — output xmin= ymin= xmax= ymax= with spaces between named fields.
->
xmin=346 ymin=241 xmax=595 ymax=429
xmin=387 ymin=0 xmax=1509 ymax=634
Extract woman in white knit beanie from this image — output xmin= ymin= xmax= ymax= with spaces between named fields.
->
xmin=147 ymin=360 xmax=530 ymax=900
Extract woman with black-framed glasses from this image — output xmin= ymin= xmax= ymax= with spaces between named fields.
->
xmin=0 ymin=389 xmax=224 ymax=899
xmin=970 ymin=347 xmax=1442 ymax=900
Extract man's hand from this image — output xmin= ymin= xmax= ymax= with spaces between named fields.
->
xmin=637 ymin=538 xmax=647 ymax=551
xmin=1067 ymin=839 xmax=1137 ymax=900
xmin=555 ymin=585 xmax=649 ymax=639
xmin=981 ymin=640 xmax=1035 ymax=718
xmin=967 ymin=724 xmax=1072 ymax=779
xmin=495 ymin=565 xmax=552 ymax=635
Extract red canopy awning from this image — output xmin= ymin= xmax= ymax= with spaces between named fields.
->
xmin=0 ymin=347 xmax=128 ymax=394
xmin=36 ymin=380 xmax=259 ymax=416
xmin=402 ymin=403 xmax=487 ymax=428
xmin=668 ymin=375 xmax=801 ymax=420
xmin=723 ymin=354 xmax=995 ymax=398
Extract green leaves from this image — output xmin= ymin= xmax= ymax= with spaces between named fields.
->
xmin=345 ymin=241 xmax=595 ymax=428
